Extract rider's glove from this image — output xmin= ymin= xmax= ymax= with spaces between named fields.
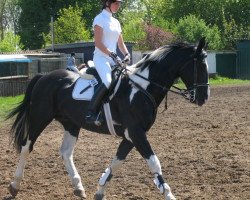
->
xmin=109 ymin=52 xmax=118 ymax=61
xmin=124 ymin=53 xmax=131 ymax=64
xmin=109 ymin=52 xmax=122 ymax=65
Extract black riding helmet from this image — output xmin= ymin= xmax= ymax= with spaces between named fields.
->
xmin=101 ymin=0 xmax=123 ymax=9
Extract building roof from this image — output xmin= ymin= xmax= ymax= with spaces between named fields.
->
xmin=0 ymin=54 xmax=32 ymax=62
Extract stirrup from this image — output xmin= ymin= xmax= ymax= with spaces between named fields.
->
xmin=85 ymin=112 xmax=102 ymax=126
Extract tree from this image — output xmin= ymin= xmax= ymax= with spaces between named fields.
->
xmin=18 ymin=0 xmax=100 ymax=50
xmin=0 ymin=31 xmax=23 ymax=52
xmin=0 ymin=0 xmax=20 ymax=41
xmin=175 ymin=15 xmax=222 ymax=50
xmin=122 ymin=17 xmax=146 ymax=50
xmin=141 ymin=24 xmax=174 ymax=50
xmin=223 ymin=0 xmax=250 ymax=28
xmin=18 ymin=0 xmax=52 ymax=49
xmin=6 ymin=0 xmax=20 ymax=35
xmin=120 ymin=0 xmax=174 ymax=50
xmin=45 ymin=0 xmax=101 ymax=30
xmin=0 ymin=0 xmax=21 ymax=52
xmin=222 ymin=17 xmax=247 ymax=50
xmin=46 ymin=5 xmax=90 ymax=44
xmin=0 ymin=0 xmax=7 ymax=40
xmin=9 ymin=0 xmax=249 ymax=51
xmin=156 ymin=0 xmax=249 ymax=49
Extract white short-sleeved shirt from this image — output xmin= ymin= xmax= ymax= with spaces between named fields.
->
xmin=67 ymin=56 xmax=75 ymax=67
xmin=93 ymin=9 xmax=122 ymax=56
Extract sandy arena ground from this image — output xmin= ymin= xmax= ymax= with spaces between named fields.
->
xmin=0 ymin=85 xmax=249 ymax=200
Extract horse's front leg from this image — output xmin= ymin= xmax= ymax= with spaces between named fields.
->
xmin=8 ymin=140 xmax=31 ymax=197
xmin=95 ymin=138 xmax=134 ymax=200
xmin=60 ymin=131 xmax=86 ymax=198
xmin=130 ymin=127 xmax=176 ymax=200
xmin=148 ymin=155 xmax=176 ymax=200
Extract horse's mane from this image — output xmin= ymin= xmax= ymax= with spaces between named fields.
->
xmin=135 ymin=42 xmax=194 ymax=71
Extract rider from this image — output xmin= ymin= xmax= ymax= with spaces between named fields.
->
xmin=66 ymin=52 xmax=80 ymax=73
xmin=67 ymin=52 xmax=87 ymax=73
xmin=85 ymin=0 xmax=131 ymax=124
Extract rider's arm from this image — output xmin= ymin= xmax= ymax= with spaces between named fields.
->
xmin=72 ymin=56 xmax=76 ymax=66
xmin=94 ymin=25 xmax=112 ymax=56
xmin=118 ymin=34 xmax=129 ymax=56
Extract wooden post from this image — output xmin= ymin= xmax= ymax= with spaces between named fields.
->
xmin=51 ymin=16 xmax=55 ymax=52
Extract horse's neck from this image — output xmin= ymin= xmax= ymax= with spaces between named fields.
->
xmin=128 ymin=66 xmax=150 ymax=93
xmin=127 ymin=64 xmax=173 ymax=107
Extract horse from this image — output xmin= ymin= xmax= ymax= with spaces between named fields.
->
xmin=7 ymin=38 xmax=210 ymax=200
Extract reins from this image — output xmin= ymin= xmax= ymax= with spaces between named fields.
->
xmin=123 ymin=67 xmax=190 ymax=112
xmin=118 ymin=61 xmax=190 ymax=100
xmin=123 ymin=56 xmax=209 ymax=103
xmin=112 ymin=54 xmax=209 ymax=113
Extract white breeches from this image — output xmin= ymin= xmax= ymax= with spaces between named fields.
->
xmin=67 ymin=65 xmax=80 ymax=73
xmin=93 ymin=54 xmax=115 ymax=88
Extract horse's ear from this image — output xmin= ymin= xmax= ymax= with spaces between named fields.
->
xmin=204 ymin=41 xmax=209 ymax=50
xmin=196 ymin=37 xmax=206 ymax=54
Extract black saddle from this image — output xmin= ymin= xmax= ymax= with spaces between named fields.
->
xmin=85 ymin=67 xmax=102 ymax=83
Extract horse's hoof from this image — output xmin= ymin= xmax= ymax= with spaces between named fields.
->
xmin=166 ymin=192 xmax=176 ymax=200
xmin=74 ymin=189 xmax=87 ymax=199
xmin=94 ymin=193 xmax=106 ymax=200
xmin=8 ymin=184 xmax=19 ymax=197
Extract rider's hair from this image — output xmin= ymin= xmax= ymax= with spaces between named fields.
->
xmin=101 ymin=0 xmax=121 ymax=9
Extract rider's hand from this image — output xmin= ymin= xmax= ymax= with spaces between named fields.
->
xmin=109 ymin=52 xmax=118 ymax=61
xmin=109 ymin=52 xmax=122 ymax=65
xmin=124 ymin=53 xmax=131 ymax=64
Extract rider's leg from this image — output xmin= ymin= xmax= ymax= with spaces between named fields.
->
xmin=85 ymin=55 xmax=113 ymax=124
xmin=85 ymin=83 xmax=108 ymax=124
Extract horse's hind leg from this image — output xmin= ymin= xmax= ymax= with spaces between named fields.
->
xmin=8 ymin=140 xmax=31 ymax=196
xmin=9 ymin=99 xmax=54 ymax=197
xmin=60 ymin=130 xmax=86 ymax=198
xmin=95 ymin=138 xmax=134 ymax=200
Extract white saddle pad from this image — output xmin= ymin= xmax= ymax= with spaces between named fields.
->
xmin=72 ymin=78 xmax=98 ymax=100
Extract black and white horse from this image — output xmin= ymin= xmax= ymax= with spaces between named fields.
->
xmin=7 ymin=38 xmax=209 ymax=200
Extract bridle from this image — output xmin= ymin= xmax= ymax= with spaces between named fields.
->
xmin=118 ymin=55 xmax=209 ymax=104
xmin=170 ymin=56 xmax=210 ymax=103
xmin=110 ymin=55 xmax=209 ymax=125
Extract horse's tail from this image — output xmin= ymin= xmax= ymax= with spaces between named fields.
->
xmin=7 ymin=74 xmax=43 ymax=153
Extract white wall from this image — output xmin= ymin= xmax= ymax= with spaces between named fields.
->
xmin=132 ymin=51 xmax=143 ymax=64
xmin=207 ymin=52 xmax=216 ymax=74
xmin=132 ymin=50 xmax=217 ymax=74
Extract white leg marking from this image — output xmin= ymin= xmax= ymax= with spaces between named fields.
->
xmin=146 ymin=154 xmax=162 ymax=174
xmin=96 ymin=156 xmax=123 ymax=196
xmin=11 ymin=140 xmax=31 ymax=190
xmin=124 ymin=129 xmax=132 ymax=143
xmin=99 ymin=167 xmax=112 ymax=186
xmin=60 ymin=131 xmax=84 ymax=191
xmin=147 ymin=155 xmax=176 ymax=200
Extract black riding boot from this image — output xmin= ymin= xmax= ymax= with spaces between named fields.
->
xmin=85 ymin=83 xmax=108 ymax=124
